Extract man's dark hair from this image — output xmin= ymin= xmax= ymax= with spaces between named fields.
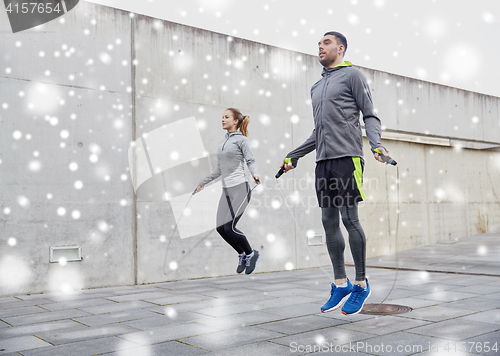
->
xmin=324 ymin=31 xmax=348 ymax=56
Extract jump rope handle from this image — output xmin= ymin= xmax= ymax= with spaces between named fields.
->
xmin=372 ymin=148 xmax=397 ymax=166
xmin=276 ymin=157 xmax=297 ymax=179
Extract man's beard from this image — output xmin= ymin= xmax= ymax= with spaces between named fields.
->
xmin=319 ymin=55 xmax=336 ymax=67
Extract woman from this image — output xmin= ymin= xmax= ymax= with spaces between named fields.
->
xmin=196 ymin=108 xmax=261 ymax=274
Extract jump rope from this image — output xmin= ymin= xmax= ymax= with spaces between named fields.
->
xmin=164 ymin=149 xmax=400 ymax=305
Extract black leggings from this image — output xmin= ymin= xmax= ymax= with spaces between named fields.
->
xmin=321 ymin=204 xmax=366 ymax=281
xmin=216 ymin=182 xmax=253 ymax=255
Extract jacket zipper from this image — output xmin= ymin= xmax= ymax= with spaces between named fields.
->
xmin=222 ymin=135 xmax=230 ymax=151
xmin=319 ymin=73 xmax=330 ymax=160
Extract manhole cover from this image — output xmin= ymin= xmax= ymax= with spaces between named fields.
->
xmin=361 ymin=304 xmax=412 ymax=315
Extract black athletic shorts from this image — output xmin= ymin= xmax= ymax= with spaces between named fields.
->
xmin=315 ymin=157 xmax=367 ymax=208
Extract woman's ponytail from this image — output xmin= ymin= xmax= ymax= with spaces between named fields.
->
xmin=226 ymin=108 xmax=250 ymax=137
xmin=239 ymin=116 xmax=250 ymax=137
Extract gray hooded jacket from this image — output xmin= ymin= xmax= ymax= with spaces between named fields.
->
xmin=287 ymin=62 xmax=384 ymax=164
xmin=199 ymin=131 xmax=258 ymax=188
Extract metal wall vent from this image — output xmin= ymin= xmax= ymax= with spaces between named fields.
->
xmin=50 ymin=246 xmax=82 ymax=263
xmin=308 ymin=234 xmax=324 ymax=246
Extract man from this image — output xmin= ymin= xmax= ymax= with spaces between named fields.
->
xmin=280 ymin=31 xmax=392 ymax=315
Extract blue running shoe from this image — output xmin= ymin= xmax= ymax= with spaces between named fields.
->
xmin=342 ymin=279 xmax=371 ymax=315
xmin=321 ymin=280 xmax=353 ymax=313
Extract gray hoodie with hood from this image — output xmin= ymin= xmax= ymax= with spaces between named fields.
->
xmin=287 ymin=62 xmax=385 ymax=164
xmin=199 ymin=131 xmax=258 ymax=188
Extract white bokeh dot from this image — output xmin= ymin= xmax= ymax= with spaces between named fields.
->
xmin=169 ymin=261 xmax=178 ymax=270
xmin=17 ymin=196 xmax=30 ymax=208
xmin=165 ymin=307 xmax=177 ymax=319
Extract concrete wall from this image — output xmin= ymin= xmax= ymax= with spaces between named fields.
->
xmin=1 ymin=2 xmax=499 ymax=296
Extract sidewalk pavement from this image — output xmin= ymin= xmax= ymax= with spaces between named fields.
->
xmin=1 ymin=232 xmax=499 ymax=356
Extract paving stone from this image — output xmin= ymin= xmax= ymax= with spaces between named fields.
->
xmin=415 ymin=290 xmax=480 ymax=302
xmin=191 ymin=302 xmax=264 ymax=317
xmin=260 ymin=302 xmax=326 ymax=318
xmin=38 ymin=297 xmax=118 ymax=312
xmin=442 ymin=297 xmax=500 ymax=311
xmin=480 ymin=292 xmax=500 ymax=300
xmin=337 ymin=315 xmax=431 ymax=335
xmin=104 ymin=291 xmax=170 ymax=303
xmin=252 ymin=296 xmax=320 ymax=309
xmin=194 ymin=310 xmax=285 ymax=329
xmin=464 ymin=330 xmax=500 ymax=356
xmin=408 ymin=319 xmax=499 ymax=341
xmin=0 ymin=335 xmax=51 ymax=353
xmin=118 ymin=321 xmax=220 ymax=345
xmin=0 ymin=306 xmax=48 ymax=318
xmin=14 ymin=292 xmax=83 ymax=301
xmin=0 ymin=320 xmax=82 ymax=339
xmin=137 ymin=294 xmax=213 ymax=306
xmin=123 ymin=310 xmax=211 ymax=330
xmin=35 ymin=324 xmax=139 ymax=345
xmin=77 ymin=300 xmax=156 ymax=315
xmin=190 ymin=287 xmax=256 ymax=298
xmin=269 ymin=326 xmax=376 ymax=349
xmin=369 ymin=287 xmax=429 ymax=301
xmin=180 ymin=325 xmax=284 ymax=351
xmin=454 ymin=284 xmax=500 ymax=295
xmin=72 ymin=308 xmax=157 ymax=327
xmin=101 ymin=340 xmax=206 ymax=356
xmin=384 ymin=297 xmax=443 ymax=309
xmin=196 ymin=340 xmax=296 ymax=356
xmin=397 ymin=305 xmax=477 ymax=322
xmin=456 ymin=309 xmax=500 ymax=326
xmin=1 ymin=309 xmax=90 ymax=326
xmin=343 ymin=332 xmax=455 ymax=356
xmin=403 ymin=282 xmax=463 ymax=293
xmin=255 ymin=314 xmax=348 ymax=335
xmin=0 ymin=299 xmax=55 ymax=309
xmin=20 ymin=336 xmax=139 ymax=356
xmin=0 ymin=297 xmax=22 ymax=304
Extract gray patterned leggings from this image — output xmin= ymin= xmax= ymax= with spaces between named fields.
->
xmin=321 ymin=204 xmax=367 ymax=281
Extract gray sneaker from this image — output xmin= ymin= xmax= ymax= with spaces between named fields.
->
xmin=236 ymin=253 xmax=246 ymax=274
xmin=245 ymin=250 xmax=260 ymax=275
